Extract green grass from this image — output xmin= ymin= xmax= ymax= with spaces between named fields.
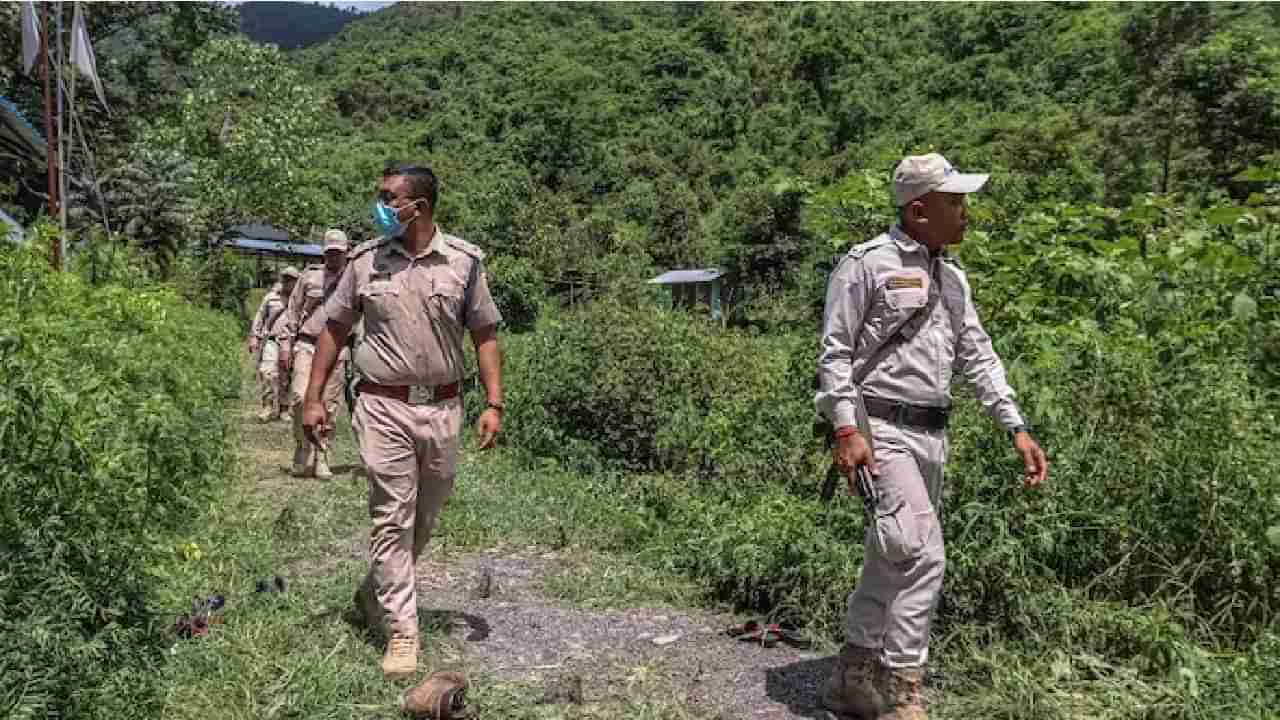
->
xmin=149 ymin=357 xmax=1279 ymax=720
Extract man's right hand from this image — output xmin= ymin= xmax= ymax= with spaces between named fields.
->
xmin=278 ymin=350 xmax=292 ymax=374
xmin=301 ymin=398 xmax=327 ymax=448
xmin=248 ymin=338 xmax=259 ymax=355
xmin=833 ymin=429 xmax=878 ymax=495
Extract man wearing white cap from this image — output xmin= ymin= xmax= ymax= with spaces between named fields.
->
xmin=815 ymin=153 xmax=1048 ymax=719
xmin=274 ymin=228 xmax=351 ymax=479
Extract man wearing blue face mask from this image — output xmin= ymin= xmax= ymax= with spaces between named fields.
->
xmin=302 ymin=164 xmax=504 ymax=681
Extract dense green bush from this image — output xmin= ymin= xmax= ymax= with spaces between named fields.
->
xmin=497 ymin=298 xmax=824 ymax=488
xmin=0 ymin=245 xmax=240 ymax=718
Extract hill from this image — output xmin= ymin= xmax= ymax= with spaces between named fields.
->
xmin=238 ymin=1 xmax=364 ymax=49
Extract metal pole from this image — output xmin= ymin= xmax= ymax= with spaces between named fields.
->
xmin=41 ymin=1 xmax=60 ymax=269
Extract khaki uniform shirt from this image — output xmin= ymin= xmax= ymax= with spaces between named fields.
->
xmin=272 ymin=265 xmax=341 ymax=353
xmin=815 ymin=224 xmax=1025 ymax=432
xmin=250 ymin=283 xmax=287 ymax=341
xmin=321 ymin=226 xmax=502 ymax=387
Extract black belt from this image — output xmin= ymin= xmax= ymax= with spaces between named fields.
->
xmin=863 ymin=395 xmax=949 ymax=431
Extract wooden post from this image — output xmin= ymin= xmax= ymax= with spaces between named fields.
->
xmin=41 ymin=1 xmax=60 ymax=269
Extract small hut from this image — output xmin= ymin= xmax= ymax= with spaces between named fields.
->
xmin=648 ymin=268 xmax=725 ymax=321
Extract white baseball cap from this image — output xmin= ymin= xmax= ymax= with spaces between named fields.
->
xmin=323 ymin=228 xmax=349 ymax=253
xmin=892 ymin=153 xmax=989 ymax=207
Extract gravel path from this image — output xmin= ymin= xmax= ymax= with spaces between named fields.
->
xmin=405 ymin=546 xmax=837 ymax=719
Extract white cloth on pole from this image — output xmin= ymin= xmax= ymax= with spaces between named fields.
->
xmin=70 ymin=3 xmax=109 ymax=110
xmin=20 ymin=1 xmax=41 ymax=76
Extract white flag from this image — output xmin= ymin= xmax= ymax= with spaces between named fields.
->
xmin=70 ymin=3 xmax=109 ymax=110
xmin=20 ymin=1 xmax=41 ymax=76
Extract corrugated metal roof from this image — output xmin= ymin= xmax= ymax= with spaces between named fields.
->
xmin=647 ymin=268 xmax=724 ymax=285
xmin=228 ymin=223 xmax=291 ymax=242
xmin=229 ymin=237 xmax=324 ymax=256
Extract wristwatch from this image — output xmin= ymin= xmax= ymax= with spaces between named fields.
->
xmin=1009 ymin=424 xmax=1031 ymax=438
xmin=485 ymin=400 xmax=505 ymax=414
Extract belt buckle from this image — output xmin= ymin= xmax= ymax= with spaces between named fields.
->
xmin=407 ymin=385 xmax=435 ymax=405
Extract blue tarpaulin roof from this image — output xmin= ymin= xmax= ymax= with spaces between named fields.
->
xmin=0 ymin=95 xmax=47 ymax=164
xmin=229 ymin=237 xmax=323 ymax=257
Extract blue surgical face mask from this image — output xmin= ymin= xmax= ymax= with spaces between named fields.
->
xmin=371 ymin=199 xmax=422 ymax=237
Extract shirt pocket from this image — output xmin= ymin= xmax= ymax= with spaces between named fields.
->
xmin=427 ymin=274 xmax=465 ymax=325
xmin=358 ymin=281 xmax=401 ymax=323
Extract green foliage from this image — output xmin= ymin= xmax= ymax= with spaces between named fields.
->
xmin=153 ymin=36 xmax=333 ymax=235
xmin=0 ymin=242 xmax=240 ymax=719
xmin=495 ymin=299 xmax=822 ymax=488
xmin=68 ymin=148 xmax=198 ymax=274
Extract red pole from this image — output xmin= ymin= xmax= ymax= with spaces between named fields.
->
xmin=41 ymin=1 xmax=60 ymax=270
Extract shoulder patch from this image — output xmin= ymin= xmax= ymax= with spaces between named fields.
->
xmin=348 ymin=236 xmax=391 ymax=260
xmin=443 ymin=235 xmax=485 ymax=260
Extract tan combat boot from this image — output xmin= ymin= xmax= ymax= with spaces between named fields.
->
xmin=382 ymin=633 xmax=418 ymax=681
xmin=819 ymin=643 xmax=882 ymax=719
xmin=314 ymin=448 xmax=333 ymax=480
xmin=875 ymin=667 xmax=926 ymax=720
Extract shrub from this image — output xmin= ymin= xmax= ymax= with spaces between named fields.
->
xmin=0 ymin=245 xmax=240 ymax=718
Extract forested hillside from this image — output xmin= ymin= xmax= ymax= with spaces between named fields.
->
xmin=237 ymin=1 xmax=362 ymax=49
xmin=1 ymin=2 xmax=1278 ymax=717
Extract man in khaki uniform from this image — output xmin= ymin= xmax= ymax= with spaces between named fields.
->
xmin=248 ymin=267 xmax=298 ymax=422
xmin=815 ymin=154 xmax=1048 ymax=720
xmin=274 ymin=230 xmax=350 ymax=479
xmin=302 ymin=164 xmax=504 ymax=680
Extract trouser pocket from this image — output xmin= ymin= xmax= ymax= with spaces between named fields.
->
xmin=872 ymin=483 xmax=932 ymax=564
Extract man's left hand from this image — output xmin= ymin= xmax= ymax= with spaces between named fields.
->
xmin=1013 ymin=432 xmax=1048 ymax=487
xmin=476 ymin=408 xmax=501 ymax=450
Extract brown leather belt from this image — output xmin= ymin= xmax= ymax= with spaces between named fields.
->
xmin=356 ymin=380 xmax=460 ymax=405
xmin=863 ymin=395 xmax=949 ymax=431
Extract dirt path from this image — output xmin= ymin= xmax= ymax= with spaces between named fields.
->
xmin=307 ymin=523 xmax=836 ymax=719
xmin=235 ymin=354 xmax=837 ymax=718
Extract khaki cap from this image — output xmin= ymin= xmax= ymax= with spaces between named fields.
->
xmin=892 ymin=153 xmax=989 ymax=207
xmin=323 ymin=228 xmax=349 ymax=253
xmin=280 ymin=265 xmax=300 ymax=280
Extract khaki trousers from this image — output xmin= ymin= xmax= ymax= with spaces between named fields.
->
xmin=256 ymin=339 xmax=281 ymax=409
xmin=845 ymin=416 xmax=947 ymax=669
xmin=288 ymin=342 xmax=348 ymax=460
xmin=354 ymin=393 xmax=461 ymax=637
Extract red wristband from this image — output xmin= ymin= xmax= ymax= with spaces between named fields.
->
xmin=834 ymin=426 xmax=860 ymax=439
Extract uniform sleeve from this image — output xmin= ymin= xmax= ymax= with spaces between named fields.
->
xmin=954 ymin=272 xmax=1026 ymax=431
xmin=320 ymin=259 xmax=360 ymax=329
xmin=249 ymin=294 xmax=272 ymax=339
xmin=815 ymin=256 xmax=870 ymax=430
xmin=462 ymin=258 xmax=502 ymax=330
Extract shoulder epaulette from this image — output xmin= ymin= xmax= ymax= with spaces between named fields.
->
xmin=348 ymin=236 xmax=391 ymax=260
xmin=940 ymin=253 xmax=966 ymax=271
xmin=846 ymin=233 xmax=893 ymax=260
xmin=444 ymin=235 xmax=485 ymax=260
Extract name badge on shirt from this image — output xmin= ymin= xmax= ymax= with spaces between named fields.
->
xmin=886 ymin=276 xmax=924 ymax=290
